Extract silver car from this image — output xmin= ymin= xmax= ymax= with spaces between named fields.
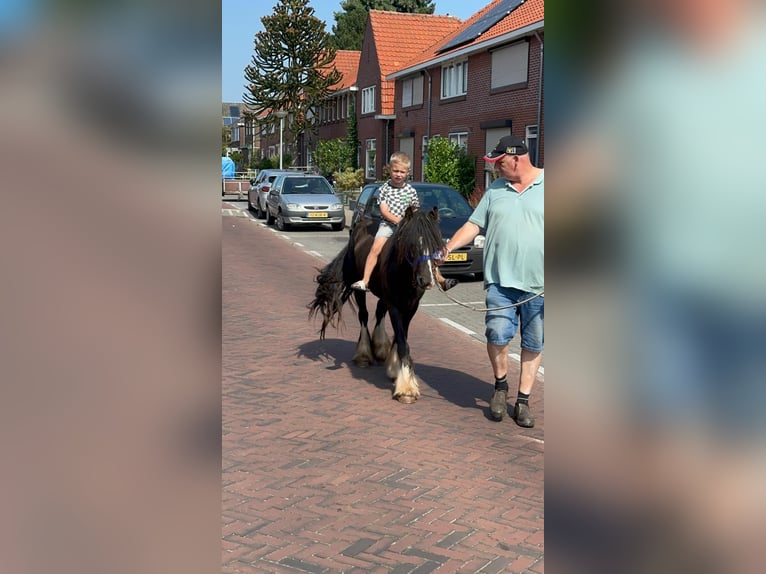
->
xmin=266 ymin=175 xmax=345 ymax=231
xmin=248 ymin=169 xmax=297 ymax=220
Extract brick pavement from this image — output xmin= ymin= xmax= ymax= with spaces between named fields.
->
xmin=223 ymin=214 xmax=544 ymax=573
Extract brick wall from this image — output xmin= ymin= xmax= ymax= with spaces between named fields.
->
xmin=393 ymin=32 xmax=544 ymax=191
xmin=356 ymin=28 xmax=389 ymax=182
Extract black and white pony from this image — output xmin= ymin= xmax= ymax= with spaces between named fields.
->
xmin=308 ymin=206 xmax=445 ymax=403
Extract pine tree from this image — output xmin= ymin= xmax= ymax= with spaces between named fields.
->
xmin=330 ymin=0 xmax=435 ymax=51
xmin=243 ymin=0 xmax=342 ymax=137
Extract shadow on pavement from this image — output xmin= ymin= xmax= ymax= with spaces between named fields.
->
xmin=297 ymin=338 xmax=493 ymax=415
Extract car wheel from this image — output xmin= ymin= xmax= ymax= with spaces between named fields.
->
xmin=331 ymin=221 xmax=344 ymax=231
xmin=255 ymin=200 xmax=264 ymax=219
xmin=276 ymin=211 xmax=289 ymax=231
xmin=265 ymin=208 xmax=274 ymax=225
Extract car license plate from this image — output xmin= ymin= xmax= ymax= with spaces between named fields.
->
xmin=308 ymin=212 xmax=328 ymax=218
xmin=446 ymin=252 xmax=468 ymax=262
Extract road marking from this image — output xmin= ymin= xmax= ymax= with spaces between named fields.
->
xmin=308 ymin=250 xmax=322 ymax=257
xmin=293 ymin=242 xmax=304 ymax=247
xmin=438 ymin=318 xmax=476 ymax=336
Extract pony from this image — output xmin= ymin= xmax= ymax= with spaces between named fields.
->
xmin=308 ymin=206 xmax=445 ymax=403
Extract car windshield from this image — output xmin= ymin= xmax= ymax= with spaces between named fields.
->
xmin=282 ymin=179 xmax=333 ymax=195
xmin=417 ymin=187 xmax=473 ymax=217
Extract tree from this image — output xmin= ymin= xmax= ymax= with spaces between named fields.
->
xmin=222 ymin=125 xmax=231 ymax=156
xmin=423 ymin=137 xmax=476 ymax=198
xmin=315 ymin=138 xmax=355 ymax=177
xmin=330 ymin=0 xmax=435 ymax=50
xmin=345 ymin=99 xmax=360 ymax=169
xmin=243 ymin=0 xmax=342 ymax=137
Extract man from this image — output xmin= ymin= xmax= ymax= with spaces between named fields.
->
xmin=442 ymin=135 xmax=544 ymax=426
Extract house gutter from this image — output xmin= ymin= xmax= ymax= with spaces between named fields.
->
xmin=533 ymin=30 xmax=543 ymax=167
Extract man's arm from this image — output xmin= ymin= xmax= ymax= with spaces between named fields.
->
xmin=444 ymin=222 xmax=481 ymax=254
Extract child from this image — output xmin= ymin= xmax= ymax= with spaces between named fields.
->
xmin=351 ymin=151 xmax=457 ymax=292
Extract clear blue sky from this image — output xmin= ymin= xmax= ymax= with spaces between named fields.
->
xmin=222 ymin=0 xmax=480 ymax=103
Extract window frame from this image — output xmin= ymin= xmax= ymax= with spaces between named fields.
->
xmin=361 ymin=86 xmax=376 ymax=114
xmin=448 ymin=131 xmax=469 ymax=150
xmin=441 ymin=59 xmax=468 ymax=99
xmin=365 ymin=139 xmax=377 ymax=180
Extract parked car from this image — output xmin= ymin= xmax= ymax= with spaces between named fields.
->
xmin=248 ymin=169 xmax=298 ymax=220
xmin=350 ymin=182 xmax=484 ymax=277
xmin=266 ymin=174 xmax=345 ymax=231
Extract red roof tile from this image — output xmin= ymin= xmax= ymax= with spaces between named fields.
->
xmin=330 ymin=50 xmax=361 ymax=90
xmin=368 ymin=10 xmax=462 ymax=114
xmin=404 ymin=0 xmax=544 ymax=70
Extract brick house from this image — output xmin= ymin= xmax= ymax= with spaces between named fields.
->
xmin=317 ymin=50 xmax=361 ymax=150
xmin=386 ymin=0 xmax=544 ymax=192
xmin=356 ymin=10 xmax=462 ymax=182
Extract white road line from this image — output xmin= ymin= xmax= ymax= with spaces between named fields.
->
xmin=308 ymin=250 xmax=322 ymax=257
xmin=438 ymin=318 xmax=476 ymax=336
xmin=293 ymin=242 xmax=304 ymax=247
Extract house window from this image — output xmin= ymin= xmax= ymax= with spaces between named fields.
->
xmin=229 ymin=105 xmax=240 ymax=117
xmin=365 ymin=139 xmax=376 ymax=179
xmin=362 ymin=86 xmax=376 ymax=114
xmin=526 ymin=125 xmax=539 ymax=167
xmin=491 ymin=41 xmax=529 ymax=89
xmin=449 ymin=132 xmax=468 ymax=150
xmin=402 ymin=75 xmax=424 ymax=107
xmin=441 ymin=60 xmax=468 ymax=99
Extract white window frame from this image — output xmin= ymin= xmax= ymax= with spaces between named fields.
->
xmin=365 ymin=138 xmax=376 ymax=179
xmin=448 ymin=132 xmax=468 ymax=150
xmin=362 ymin=86 xmax=376 ymax=114
xmin=441 ymin=60 xmax=468 ymax=99
xmin=401 ymin=75 xmax=423 ymax=108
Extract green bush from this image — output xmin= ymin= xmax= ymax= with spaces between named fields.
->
xmin=333 ymin=167 xmax=365 ymax=191
xmin=423 ymin=137 xmax=476 ymax=198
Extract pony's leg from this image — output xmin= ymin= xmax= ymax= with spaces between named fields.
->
xmin=387 ymin=306 xmax=419 ymax=403
xmin=371 ymin=299 xmax=390 ymax=363
xmin=351 ymin=290 xmax=374 ymax=367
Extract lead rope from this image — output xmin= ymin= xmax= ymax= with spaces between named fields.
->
xmin=432 ymin=261 xmax=543 ymax=312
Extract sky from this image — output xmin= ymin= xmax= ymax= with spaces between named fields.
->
xmin=222 ymin=0 xmax=480 ymax=103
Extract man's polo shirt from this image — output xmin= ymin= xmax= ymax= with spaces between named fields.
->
xmin=469 ymin=172 xmax=544 ymax=292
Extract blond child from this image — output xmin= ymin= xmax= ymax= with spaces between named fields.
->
xmin=351 ymin=151 xmax=457 ymax=292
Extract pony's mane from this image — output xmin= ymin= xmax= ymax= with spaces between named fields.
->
xmin=390 ymin=209 xmax=444 ymax=265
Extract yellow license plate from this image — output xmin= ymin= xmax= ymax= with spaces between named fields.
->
xmin=308 ymin=212 xmax=328 ymax=218
xmin=446 ymin=252 xmax=468 ymax=262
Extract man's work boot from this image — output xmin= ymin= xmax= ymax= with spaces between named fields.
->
xmin=513 ymin=402 xmax=535 ymax=428
xmin=489 ymin=389 xmax=508 ymax=420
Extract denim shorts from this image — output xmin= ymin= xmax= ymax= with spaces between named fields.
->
xmin=485 ymin=284 xmax=544 ymax=352
xmin=375 ymin=221 xmax=396 ymax=239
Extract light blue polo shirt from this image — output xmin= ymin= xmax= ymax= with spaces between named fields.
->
xmin=469 ymin=171 xmax=544 ymax=292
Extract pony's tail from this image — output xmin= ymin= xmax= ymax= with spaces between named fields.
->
xmin=307 ymin=245 xmax=353 ymax=339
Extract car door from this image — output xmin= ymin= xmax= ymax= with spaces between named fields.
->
xmin=267 ymin=176 xmax=284 ymax=214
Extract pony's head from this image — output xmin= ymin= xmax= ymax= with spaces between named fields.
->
xmin=392 ymin=206 xmax=445 ymax=290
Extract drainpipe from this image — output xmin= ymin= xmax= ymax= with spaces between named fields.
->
xmin=423 ymin=68 xmax=432 ymax=175
xmin=533 ymin=30 xmax=544 ymax=167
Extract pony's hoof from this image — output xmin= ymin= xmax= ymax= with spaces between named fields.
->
xmin=395 ymin=394 xmax=417 ymax=404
